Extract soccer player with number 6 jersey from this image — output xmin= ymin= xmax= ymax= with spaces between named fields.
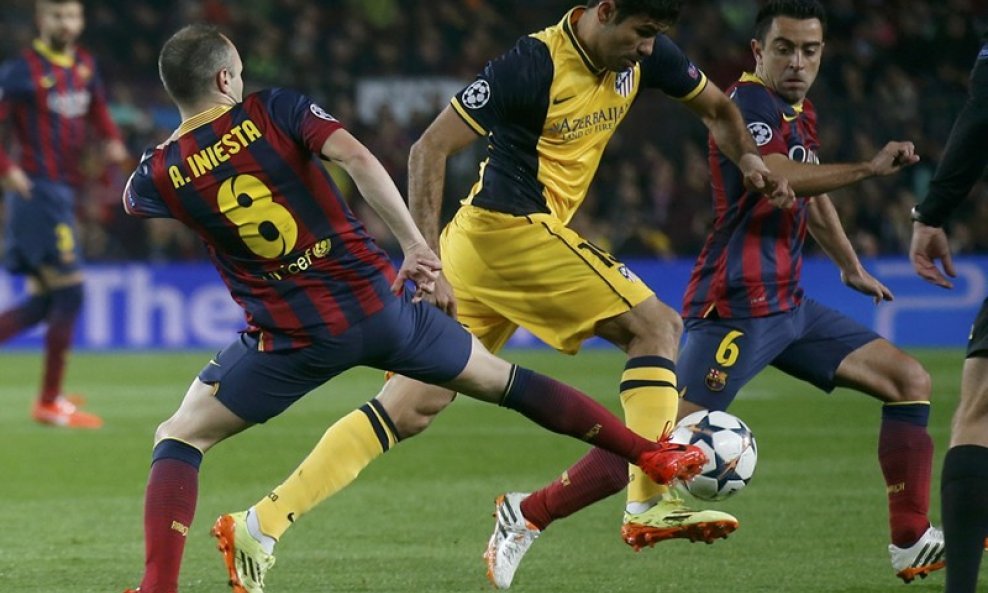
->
xmin=495 ymin=0 xmax=945 ymax=586
xmin=119 ymin=24 xmax=708 ymax=593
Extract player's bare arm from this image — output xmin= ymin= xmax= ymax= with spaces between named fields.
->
xmin=407 ymin=105 xmax=480 ymax=316
xmin=408 ymin=105 xmax=479 ymax=251
xmin=320 ymin=129 xmax=441 ymax=300
xmin=763 ymin=141 xmax=918 ymax=197
xmin=685 ymin=82 xmax=794 ymax=208
xmin=807 ymin=193 xmax=892 ymax=303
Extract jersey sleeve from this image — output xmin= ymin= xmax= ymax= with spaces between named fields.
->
xmin=916 ymin=56 xmax=988 ymax=225
xmin=638 ymin=36 xmax=707 ymax=101
xmin=731 ymin=85 xmax=788 ymax=157
xmin=85 ymin=57 xmax=122 ymax=141
xmin=449 ymin=36 xmax=553 ymax=136
xmin=263 ymin=88 xmax=345 ymax=155
xmin=802 ymin=99 xmax=820 ymax=155
xmin=0 ymin=59 xmax=19 ymax=175
xmin=122 ymin=150 xmax=172 ymax=219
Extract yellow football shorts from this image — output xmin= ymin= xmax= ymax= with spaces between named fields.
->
xmin=439 ymin=205 xmax=655 ymax=355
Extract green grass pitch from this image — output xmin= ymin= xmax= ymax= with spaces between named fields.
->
xmin=0 ymin=348 xmax=980 ymax=592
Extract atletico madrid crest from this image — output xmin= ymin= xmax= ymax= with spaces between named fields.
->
xmin=614 ymin=68 xmax=634 ymax=97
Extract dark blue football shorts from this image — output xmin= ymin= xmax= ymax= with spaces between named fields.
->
xmin=4 ymin=179 xmax=82 ymax=275
xmin=198 ymin=293 xmax=473 ymax=423
xmin=678 ymin=298 xmax=881 ymax=411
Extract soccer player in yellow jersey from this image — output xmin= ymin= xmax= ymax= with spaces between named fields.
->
xmin=394 ymin=0 xmax=790 ymax=586
xmin=210 ymin=2 xmax=792 ymax=590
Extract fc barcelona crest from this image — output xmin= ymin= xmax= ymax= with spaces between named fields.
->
xmin=705 ymin=368 xmax=728 ymax=392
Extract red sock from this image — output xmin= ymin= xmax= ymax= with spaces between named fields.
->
xmin=501 ymin=367 xmax=652 ymax=462
xmin=39 ymin=286 xmax=82 ymax=404
xmin=40 ymin=320 xmax=76 ymax=404
xmin=140 ymin=440 xmax=202 ymax=593
xmin=521 ymin=448 xmax=627 ymax=530
xmin=879 ymin=404 xmax=933 ymax=547
xmin=0 ymin=294 xmax=50 ymax=342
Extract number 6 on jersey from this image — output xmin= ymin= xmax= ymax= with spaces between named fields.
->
xmin=715 ymin=330 xmax=743 ymax=368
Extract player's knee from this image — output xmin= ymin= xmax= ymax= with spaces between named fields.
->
xmin=895 ymin=360 xmax=932 ymax=402
xmin=153 ymin=416 xmax=222 ymax=452
xmin=375 ymin=383 xmax=456 ymax=439
xmin=391 ymin=409 xmax=436 ymax=439
xmin=634 ymin=299 xmax=683 ymax=343
xmin=391 ymin=396 xmax=452 ymax=438
xmin=394 ymin=410 xmax=438 ymax=439
xmin=658 ymin=306 xmax=684 ymax=342
xmin=153 ymin=419 xmax=176 ymax=444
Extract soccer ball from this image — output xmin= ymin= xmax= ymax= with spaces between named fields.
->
xmin=670 ymin=410 xmax=757 ymax=501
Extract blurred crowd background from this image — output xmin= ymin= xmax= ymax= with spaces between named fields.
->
xmin=2 ymin=0 xmax=988 ymax=262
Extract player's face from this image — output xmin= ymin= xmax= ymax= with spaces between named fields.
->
xmin=752 ymin=16 xmax=824 ymax=103
xmin=597 ymin=11 xmax=670 ymax=71
xmin=36 ymin=1 xmax=84 ymax=51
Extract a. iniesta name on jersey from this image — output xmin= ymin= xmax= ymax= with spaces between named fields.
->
xmin=168 ymin=119 xmax=263 ymax=188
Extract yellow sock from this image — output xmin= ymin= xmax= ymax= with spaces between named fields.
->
xmin=254 ymin=399 xmax=398 ymax=539
xmin=619 ymin=357 xmax=679 ymax=507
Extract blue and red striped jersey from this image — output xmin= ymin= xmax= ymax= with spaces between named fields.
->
xmin=0 ymin=39 xmax=121 ymax=186
xmin=682 ymin=73 xmax=818 ymax=319
xmin=123 ymin=89 xmax=397 ymax=351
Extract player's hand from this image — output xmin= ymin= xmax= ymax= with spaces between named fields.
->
xmin=392 ymin=242 xmax=442 ymax=302
xmin=739 ymin=153 xmax=795 ymax=208
xmin=868 ymin=141 xmax=920 ymax=176
xmin=104 ymin=139 xmax=129 ymax=166
xmin=1 ymin=166 xmax=32 ymax=199
xmin=425 ymin=273 xmax=458 ymax=318
xmin=841 ymin=266 xmax=894 ymax=303
xmin=910 ymin=222 xmax=956 ymax=289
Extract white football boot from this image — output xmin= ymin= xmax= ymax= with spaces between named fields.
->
xmin=483 ymin=493 xmax=540 ymax=589
xmin=889 ymin=525 xmax=946 ymax=583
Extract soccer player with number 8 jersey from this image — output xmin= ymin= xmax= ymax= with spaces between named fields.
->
xmin=119 ymin=24 xmax=709 ymax=593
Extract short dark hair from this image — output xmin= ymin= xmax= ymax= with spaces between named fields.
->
xmin=754 ymin=0 xmax=827 ymax=42
xmin=36 ymin=0 xmax=83 ymax=11
xmin=158 ymin=24 xmax=235 ymax=104
xmin=586 ymin=0 xmax=684 ymax=25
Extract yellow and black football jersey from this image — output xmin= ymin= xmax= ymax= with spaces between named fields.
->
xmin=451 ymin=7 xmax=708 ymax=225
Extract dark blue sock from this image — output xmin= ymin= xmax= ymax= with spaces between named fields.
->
xmin=152 ymin=438 xmax=203 ymax=469
xmin=882 ymin=402 xmax=930 ymax=427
